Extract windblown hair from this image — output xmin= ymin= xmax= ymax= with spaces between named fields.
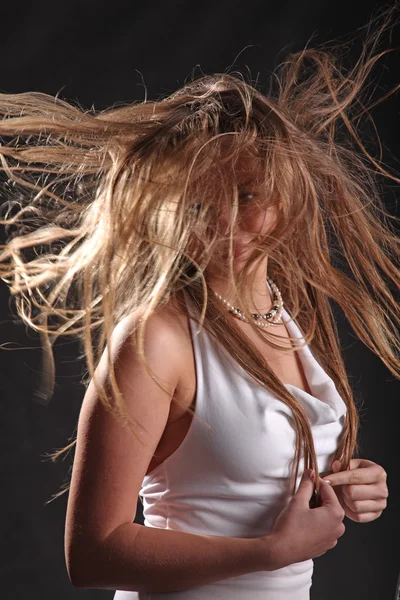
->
xmin=1 ymin=5 xmax=399 ymax=503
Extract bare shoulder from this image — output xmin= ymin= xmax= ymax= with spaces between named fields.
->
xmin=65 ymin=294 xmax=192 ymax=574
xmin=88 ymin=292 xmax=192 ymax=418
xmin=99 ymin=292 xmax=190 ymax=372
xmin=121 ymin=293 xmax=195 ymax=422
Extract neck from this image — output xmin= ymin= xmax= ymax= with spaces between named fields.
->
xmin=205 ymin=255 xmax=274 ymax=315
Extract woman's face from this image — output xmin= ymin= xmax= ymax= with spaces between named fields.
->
xmin=217 ymin=154 xmax=278 ymax=264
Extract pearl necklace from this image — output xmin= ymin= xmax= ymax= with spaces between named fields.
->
xmin=212 ymin=276 xmax=284 ymax=327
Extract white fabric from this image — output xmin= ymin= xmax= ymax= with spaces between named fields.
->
xmin=114 ymin=289 xmax=347 ymax=599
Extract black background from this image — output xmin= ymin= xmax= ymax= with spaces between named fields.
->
xmin=1 ymin=1 xmax=399 ymax=599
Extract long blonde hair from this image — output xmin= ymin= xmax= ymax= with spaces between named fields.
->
xmin=1 ymin=5 xmax=399 ymax=503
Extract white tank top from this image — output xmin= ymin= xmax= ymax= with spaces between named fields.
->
xmin=114 ymin=289 xmax=347 ymax=600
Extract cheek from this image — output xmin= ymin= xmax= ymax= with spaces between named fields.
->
xmin=242 ymin=205 xmax=278 ymax=235
xmin=216 ymin=203 xmax=279 ymax=239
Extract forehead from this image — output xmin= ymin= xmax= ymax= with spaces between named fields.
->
xmin=232 ymin=152 xmax=264 ymax=184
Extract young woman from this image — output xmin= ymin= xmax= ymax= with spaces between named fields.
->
xmin=0 ymin=7 xmax=397 ymax=599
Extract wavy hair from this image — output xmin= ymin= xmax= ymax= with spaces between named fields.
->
xmin=0 ymin=4 xmax=400 ymax=503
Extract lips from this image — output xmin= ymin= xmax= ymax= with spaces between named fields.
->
xmin=233 ymin=245 xmax=249 ymax=257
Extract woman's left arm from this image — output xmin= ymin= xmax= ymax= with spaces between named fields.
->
xmin=321 ymin=459 xmax=389 ymax=523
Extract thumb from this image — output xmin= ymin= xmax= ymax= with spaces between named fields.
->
xmin=317 ymin=474 xmax=340 ymax=507
xmin=295 ymin=469 xmax=315 ymax=499
xmin=296 ymin=469 xmax=336 ymax=507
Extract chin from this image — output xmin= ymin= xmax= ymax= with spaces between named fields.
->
xmin=234 ymin=246 xmax=250 ymax=258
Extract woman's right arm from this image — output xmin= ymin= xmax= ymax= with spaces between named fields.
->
xmin=65 ymin=308 xmax=277 ymax=593
xmin=72 ymin=520 xmax=276 ymax=592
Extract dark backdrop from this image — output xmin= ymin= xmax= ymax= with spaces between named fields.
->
xmin=1 ymin=1 xmax=399 ymax=599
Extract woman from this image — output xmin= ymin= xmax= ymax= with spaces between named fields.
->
xmin=0 ymin=7 xmax=396 ymax=599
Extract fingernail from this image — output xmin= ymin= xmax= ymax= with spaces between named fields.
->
xmin=324 ymin=479 xmax=332 ymax=485
xmin=309 ymin=470 xmax=315 ymax=482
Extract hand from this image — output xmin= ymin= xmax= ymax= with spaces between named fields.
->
xmin=265 ymin=471 xmax=346 ymax=570
xmin=322 ymin=459 xmax=389 ymax=523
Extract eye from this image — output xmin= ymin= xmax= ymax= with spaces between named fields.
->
xmin=238 ymin=192 xmax=255 ymax=203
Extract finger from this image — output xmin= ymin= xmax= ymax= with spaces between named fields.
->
xmin=309 ymin=477 xmax=336 ymax=509
xmin=317 ymin=477 xmax=342 ymax=506
xmin=342 ymin=506 xmax=384 ymax=523
xmin=324 ymin=464 xmax=386 ymax=487
xmin=342 ymin=484 xmax=389 ymax=502
xmin=343 ymin=497 xmax=388 ymax=514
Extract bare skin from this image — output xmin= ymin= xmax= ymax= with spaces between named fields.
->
xmin=145 ymin=156 xmax=311 ymax=477
xmin=205 ymin=153 xmax=279 ymax=316
xmin=65 ymin=156 xmax=344 ymax=590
